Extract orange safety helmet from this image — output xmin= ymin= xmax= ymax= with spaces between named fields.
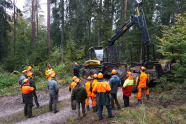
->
xmin=27 ymin=72 xmax=34 ymax=78
xmin=93 ymin=74 xmax=98 ymax=78
xmin=72 ymin=76 xmax=77 ymax=81
xmin=75 ymin=78 xmax=80 ymax=83
xmin=87 ymin=76 xmax=91 ymax=80
xmin=112 ymin=69 xmax=116 ymax=74
xmin=140 ymin=66 xmax=146 ymax=71
xmin=127 ymin=72 xmax=132 ymax=76
xmin=50 ymin=71 xmax=56 ymax=78
xmin=27 ymin=66 xmax=32 ymax=71
xmin=98 ymin=73 xmax=103 ymax=79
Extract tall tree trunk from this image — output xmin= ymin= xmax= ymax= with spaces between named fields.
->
xmin=13 ymin=0 xmax=16 ymax=56
xmin=36 ymin=0 xmax=39 ymax=40
xmin=74 ymin=0 xmax=78 ymax=42
xmin=124 ymin=0 xmax=127 ymax=23
xmin=47 ymin=0 xmax=51 ymax=55
xmin=61 ymin=0 xmax=64 ymax=62
xmin=32 ymin=0 xmax=35 ymax=46
xmin=88 ymin=19 xmax=91 ymax=48
xmin=98 ymin=0 xmax=102 ymax=47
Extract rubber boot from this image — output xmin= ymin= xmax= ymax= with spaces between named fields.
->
xmin=138 ymin=99 xmax=142 ymax=104
xmin=146 ymin=95 xmax=150 ymax=100
xmin=86 ymin=105 xmax=90 ymax=111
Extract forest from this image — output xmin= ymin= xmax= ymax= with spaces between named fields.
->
xmin=0 ymin=0 xmax=186 ymax=123
xmin=0 ymin=0 xmax=185 ymax=93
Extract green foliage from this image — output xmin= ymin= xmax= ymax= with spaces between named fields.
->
xmin=156 ymin=14 xmax=186 ymax=64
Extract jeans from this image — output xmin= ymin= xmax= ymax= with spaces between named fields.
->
xmin=97 ymin=104 xmax=112 ymax=119
xmin=111 ymin=93 xmax=121 ymax=109
xmin=49 ymin=95 xmax=57 ymax=113
xmin=33 ymin=90 xmax=39 ymax=107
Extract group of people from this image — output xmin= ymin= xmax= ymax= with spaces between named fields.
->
xmin=69 ymin=66 xmax=150 ymax=120
xmin=18 ymin=64 xmax=59 ymax=118
xmin=18 ymin=64 xmax=150 ymax=120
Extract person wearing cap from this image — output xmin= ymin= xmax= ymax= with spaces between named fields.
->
xmin=136 ymin=66 xmax=150 ymax=104
xmin=45 ymin=64 xmax=53 ymax=81
xmin=73 ymin=63 xmax=81 ymax=77
xmin=27 ymin=72 xmax=41 ymax=108
xmin=90 ymin=74 xmax=98 ymax=112
xmin=122 ymin=72 xmax=134 ymax=107
xmin=84 ymin=76 xmax=92 ymax=111
xmin=47 ymin=72 xmax=59 ymax=113
xmin=22 ymin=78 xmax=35 ymax=118
xmin=109 ymin=69 xmax=121 ymax=110
xmin=71 ymin=78 xmax=87 ymax=120
xmin=18 ymin=70 xmax=28 ymax=103
xmin=93 ymin=73 xmax=114 ymax=120
xmin=69 ymin=76 xmax=77 ymax=110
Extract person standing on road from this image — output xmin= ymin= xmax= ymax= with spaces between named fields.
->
xmin=93 ymin=73 xmax=115 ymax=120
xmin=47 ymin=72 xmax=59 ymax=113
xmin=71 ymin=78 xmax=87 ymax=120
xmin=109 ymin=69 xmax=121 ymax=110
xmin=122 ymin=72 xmax=134 ymax=107
xmin=73 ymin=63 xmax=81 ymax=77
xmin=18 ymin=70 xmax=28 ymax=103
xmin=84 ymin=76 xmax=92 ymax=111
xmin=90 ymin=74 xmax=98 ymax=112
xmin=136 ymin=66 xmax=150 ymax=104
xmin=22 ymin=78 xmax=35 ymax=118
xmin=69 ymin=76 xmax=77 ymax=110
xmin=27 ymin=72 xmax=41 ymax=108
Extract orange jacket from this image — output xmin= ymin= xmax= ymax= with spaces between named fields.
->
xmin=136 ymin=72 xmax=149 ymax=88
xmin=69 ymin=81 xmax=77 ymax=94
xmin=22 ymin=85 xmax=34 ymax=94
xmin=91 ymin=79 xmax=98 ymax=97
xmin=93 ymin=80 xmax=111 ymax=93
xmin=85 ymin=81 xmax=91 ymax=97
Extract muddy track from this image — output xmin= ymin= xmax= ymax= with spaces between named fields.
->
xmin=0 ymin=79 xmax=125 ymax=124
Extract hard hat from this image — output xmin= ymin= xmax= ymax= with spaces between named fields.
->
xmin=93 ymin=74 xmax=98 ymax=78
xmin=127 ymin=72 xmax=132 ymax=76
xmin=72 ymin=76 xmax=77 ymax=81
xmin=47 ymin=64 xmax=51 ymax=68
xmin=87 ymin=76 xmax=91 ymax=80
xmin=27 ymin=66 xmax=32 ymax=71
xmin=75 ymin=78 xmax=80 ymax=83
xmin=50 ymin=71 xmax=56 ymax=78
xmin=27 ymin=72 xmax=33 ymax=78
xmin=98 ymin=73 xmax=103 ymax=79
xmin=141 ymin=66 xmax=146 ymax=71
xmin=22 ymin=70 xmax=27 ymax=73
xmin=22 ymin=78 xmax=30 ymax=83
xmin=112 ymin=69 xmax=116 ymax=74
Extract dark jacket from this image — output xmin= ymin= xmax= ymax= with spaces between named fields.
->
xmin=73 ymin=65 xmax=80 ymax=77
xmin=47 ymin=78 xmax=59 ymax=96
xmin=109 ymin=75 xmax=121 ymax=94
xmin=22 ymin=85 xmax=34 ymax=104
xmin=93 ymin=79 xmax=111 ymax=106
xmin=29 ymin=78 xmax=36 ymax=91
xmin=71 ymin=84 xmax=87 ymax=102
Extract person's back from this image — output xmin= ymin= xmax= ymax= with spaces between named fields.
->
xmin=138 ymin=72 xmax=149 ymax=88
xmin=109 ymin=75 xmax=121 ymax=93
xmin=47 ymin=78 xmax=59 ymax=96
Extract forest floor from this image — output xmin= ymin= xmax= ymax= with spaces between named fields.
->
xmin=0 ymin=79 xmax=185 ymax=124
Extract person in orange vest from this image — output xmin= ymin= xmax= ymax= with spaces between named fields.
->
xmin=45 ymin=64 xmax=53 ymax=81
xmin=90 ymin=74 xmax=98 ymax=112
xmin=69 ymin=76 xmax=77 ymax=110
xmin=93 ymin=73 xmax=115 ymax=120
xmin=84 ymin=76 xmax=92 ymax=111
xmin=27 ymin=66 xmax=32 ymax=76
xmin=22 ymin=78 xmax=35 ymax=118
xmin=122 ymin=72 xmax=134 ymax=107
xmin=136 ymin=66 xmax=150 ymax=104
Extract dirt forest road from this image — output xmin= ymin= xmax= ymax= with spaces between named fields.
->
xmin=0 ymin=79 xmax=123 ymax=124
